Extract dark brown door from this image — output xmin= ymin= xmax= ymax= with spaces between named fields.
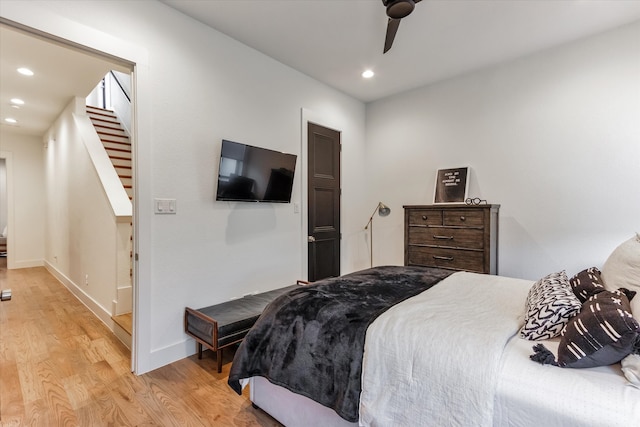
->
xmin=307 ymin=122 xmax=341 ymax=282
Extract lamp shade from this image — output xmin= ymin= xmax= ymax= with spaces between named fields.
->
xmin=377 ymin=203 xmax=391 ymax=217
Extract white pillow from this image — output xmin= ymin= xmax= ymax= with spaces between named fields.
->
xmin=621 ymin=354 xmax=640 ymax=389
xmin=601 ymin=233 xmax=640 ymax=321
xmin=1 ymin=226 xmax=6 ymax=238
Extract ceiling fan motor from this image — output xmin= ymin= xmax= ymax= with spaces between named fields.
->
xmin=383 ymin=0 xmax=415 ymax=20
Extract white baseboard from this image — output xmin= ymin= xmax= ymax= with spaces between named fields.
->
xmin=43 ymin=261 xmax=197 ymax=374
xmin=112 ymin=321 xmax=132 ymax=349
xmin=114 ymin=285 xmax=133 ymax=315
xmin=12 ymin=259 xmax=44 ymax=269
xmin=44 ymin=260 xmax=115 ymax=332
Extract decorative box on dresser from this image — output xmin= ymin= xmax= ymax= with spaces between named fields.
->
xmin=404 ymin=204 xmax=499 ymax=274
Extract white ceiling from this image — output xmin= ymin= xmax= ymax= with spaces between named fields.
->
xmin=2 ymin=1 xmax=640 ymax=137
xmin=0 ymin=24 xmax=125 ymax=137
xmin=161 ymin=0 xmax=640 ymax=102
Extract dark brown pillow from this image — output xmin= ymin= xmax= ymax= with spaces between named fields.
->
xmin=557 ymin=289 xmax=640 ymax=368
xmin=569 ymin=267 xmax=606 ymax=303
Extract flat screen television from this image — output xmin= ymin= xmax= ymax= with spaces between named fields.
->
xmin=216 ymin=139 xmax=297 ymax=203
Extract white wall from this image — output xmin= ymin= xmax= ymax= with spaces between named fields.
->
xmin=366 ymin=21 xmax=640 ymax=280
xmin=0 ymin=130 xmax=46 ymax=268
xmin=0 ymin=1 xmax=367 ymax=373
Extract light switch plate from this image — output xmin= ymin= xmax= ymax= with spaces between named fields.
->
xmin=154 ymin=198 xmax=177 ymax=214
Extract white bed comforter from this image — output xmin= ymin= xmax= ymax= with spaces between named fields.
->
xmin=359 ymin=272 xmax=532 ymax=427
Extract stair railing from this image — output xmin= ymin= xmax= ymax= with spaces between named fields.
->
xmin=104 ymin=71 xmax=132 ymax=135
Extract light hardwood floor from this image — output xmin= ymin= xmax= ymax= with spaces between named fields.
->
xmin=0 ymin=264 xmax=282 ymax=426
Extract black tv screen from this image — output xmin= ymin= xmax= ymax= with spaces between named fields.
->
xmin=216 ymin=139 xmax=297 ymax=203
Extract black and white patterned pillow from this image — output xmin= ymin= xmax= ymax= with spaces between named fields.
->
xmin=569 ymin=267 xmax=606 ymax=303
xmin=557 ymin=289 xmax=640 ymax=368
xmin=520 ymin=271 xmax=582 ymax=341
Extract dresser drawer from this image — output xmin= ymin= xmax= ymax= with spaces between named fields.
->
xmin=408 ymin=227 xmax=484 ymax=249
xmin=408 ymin=209 xmax=442 ymax=226
xmin=407 ymin=246 xmax=485 ymax=273
xmin=443 ymin=209 xmax=484 ymax=227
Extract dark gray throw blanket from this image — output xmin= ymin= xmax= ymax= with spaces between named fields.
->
xmin=228 ymin=265 xmax=453 ymax=422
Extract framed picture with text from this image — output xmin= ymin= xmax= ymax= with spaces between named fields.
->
xmin=433 ymin=167 xmax=470 ymax=204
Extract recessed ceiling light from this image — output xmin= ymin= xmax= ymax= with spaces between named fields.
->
xmin=10 ymin=98 xmax=25 ymax=105
xmin=17 ymin=67 xmax=34 ymax=76
xmin=4 ymin=118 xmax=17 ymax=124
xmin=362 ymin=69 xmax=375 ymax=79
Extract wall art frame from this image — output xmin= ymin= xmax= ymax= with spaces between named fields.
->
xmin=433 ymin=167 xmax=470 ymax=204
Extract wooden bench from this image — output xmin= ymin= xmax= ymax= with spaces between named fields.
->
xmin=184 ymin=282 xmax=305 ymax=372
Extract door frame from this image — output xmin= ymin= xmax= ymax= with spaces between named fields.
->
xmin=0 ymin=152 xmax=14 ymax=269
xmin=0 ymin=12 xmax=151 ymax=374
xmin=299 ymin=108 xmax=343 ymax=281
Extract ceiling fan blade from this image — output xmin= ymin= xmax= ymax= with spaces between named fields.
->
xmin=383 ymin=18 xmax=401 ymax=53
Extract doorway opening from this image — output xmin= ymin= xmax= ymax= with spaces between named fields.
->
xmin=0 ymin=20 xmax=137 ymax=369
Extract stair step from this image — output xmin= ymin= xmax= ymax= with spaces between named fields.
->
xmin=100 ymin=136 xmax=130 ymax=146
xmin=88 ymin=112 xmax=119 ymax=122
xmin=91 ymin=121 xmax=124 ymax=133
xmin=108 ymin=153 xmax=132 ymax=161
xmin=89 ymin=113 xmax=120 ymax=123
xmin=112 ymin=312 xmax=132 ymax=335
xmin=96 ymin=128 xmax=128 ymax=139
xmin=87 ymin=108 xmax=118 ymax=121
xmin=103 ymin=141 xmax=131 ymax=152
xmin=87 ymin=105 xmax=115 ymax=114
xmin=106 ymin=148 xmax=132 ymax=158
xmin=111 ymin=158 xmax=132 ymax=168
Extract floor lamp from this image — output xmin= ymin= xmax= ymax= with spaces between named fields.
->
xmin=364 ymin=202 xmax=391 ymax=268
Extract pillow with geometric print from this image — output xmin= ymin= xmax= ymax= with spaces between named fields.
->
xmin=520 ymin=271 xmax=583 ymax=341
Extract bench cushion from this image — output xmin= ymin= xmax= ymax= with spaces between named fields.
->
xmin=186 ymin=284 xmax=299 ymax=348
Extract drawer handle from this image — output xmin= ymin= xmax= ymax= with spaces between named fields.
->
xmin=460 ymin=216 xmax=466 ymax=221
xmin=422 ymin=215 xmax=428 ymax=220
xmin=433 ymin=255 xmax=454 ymax=261
xmin=433 ymin=235 xmax=454 ymax=240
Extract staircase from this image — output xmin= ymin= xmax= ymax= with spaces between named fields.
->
xmin=86 ymin=105 xmax=134 ymax=342
xmin=86 ymin=105 xmax=133 ymax=200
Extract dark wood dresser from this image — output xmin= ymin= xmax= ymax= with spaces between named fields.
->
xmin=404 ymin=204 xmax=499 ymax=274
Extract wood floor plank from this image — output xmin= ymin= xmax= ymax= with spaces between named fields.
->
xmin=35 ymin=357 xmax=79 ymax=426
xmin=0 ymin=266 xmax=283 ymax=426
xmin=0 ymin=358 xmax=25 ymax=420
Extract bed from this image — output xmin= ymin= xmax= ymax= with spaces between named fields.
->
xmin=228 ymin=238 xmax=640 ymax=427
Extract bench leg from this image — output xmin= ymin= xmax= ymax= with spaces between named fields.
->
xmin=197 ymin=342 xmax=203 ymax=359
xmin=217 ymin=348 xmax=223 ymax=373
